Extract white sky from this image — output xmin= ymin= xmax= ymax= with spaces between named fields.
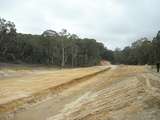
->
xmin=0 ymin=0 xmax=160 ymax=50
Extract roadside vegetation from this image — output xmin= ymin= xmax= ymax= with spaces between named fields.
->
xmin=0 ymin=18 xmax=160 ymax=66
xmin=0 ymin=18 xmax=109 ymax=67
xmin=112 ymin=33 xmax=160 ymax=65
xmin=97 ymin=32 xmax=160 ymax=65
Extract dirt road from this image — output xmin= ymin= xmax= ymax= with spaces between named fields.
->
xmin=0 ymin=65 xmax=160 ymax=120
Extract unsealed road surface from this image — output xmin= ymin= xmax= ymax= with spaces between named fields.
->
xmin=0 ymin=65 xmax=160 ymax=120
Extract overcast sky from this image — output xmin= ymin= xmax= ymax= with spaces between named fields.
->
xmin=0 ymin=0 xmax=160 ymax=49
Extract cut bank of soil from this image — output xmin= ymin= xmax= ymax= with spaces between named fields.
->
xmin=0 ymin=65 xmax=160 ymax=120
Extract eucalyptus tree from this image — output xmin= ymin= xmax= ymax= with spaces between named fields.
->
xmin=0 ymin=18 xmax=16 ymax=61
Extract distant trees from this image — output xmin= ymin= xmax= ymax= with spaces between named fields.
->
xmin=0 ymin=18 xmax=107 ymax=67
xmin=42 ymin=30 xmax=58 ymax=37
xmin=1 ymin=18 xmax=159 ymax=66
xmin=152 ymin=31 xmax=160 ymax=63
xmin=112 ymin=32 xmax=160 ymax=65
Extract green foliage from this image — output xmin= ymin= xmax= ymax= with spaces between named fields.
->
xmin=2 ymin=17 xmax=159 ymax=66
xmin=113 ymin=34 xmax=160 ymax=65
xmin=0 ymin=18 xmax=106 ymax=67
xmin=0 ymin=18 xmax=16 ymax=61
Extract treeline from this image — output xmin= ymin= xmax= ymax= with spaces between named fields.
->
xmin=1 ymin=18 xmax=159 ymax=66
xmin=106 ymin=31 xmax=160 ymax=65
xmin=0 ymin=18 xmax=107 ymax=67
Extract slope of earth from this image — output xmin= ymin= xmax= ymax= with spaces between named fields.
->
xmin=0 ymin=65 xmax=160 ymax=120
xmin=0 ymin=66 xmax=109 ymax=114
xmin=47 ymin=66 xmax=160 ymax=120
xmin=0 ymin=63 xmax=60 ymax=79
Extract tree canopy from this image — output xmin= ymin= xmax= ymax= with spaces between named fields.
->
xmin=112 ymin=33 xmax=160 ymax=65
xmin=0 ymin=18 xmax=160 ymax=66
xmin=0 ymin=18 xmax=108 ymax=67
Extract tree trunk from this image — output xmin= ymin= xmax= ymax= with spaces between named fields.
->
xmin=71 ymin=47 xmax=74 ymax=67
xmin=61 ymin=38 xmax=65 ymax=68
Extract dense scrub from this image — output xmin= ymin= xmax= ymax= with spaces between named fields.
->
xmin=1 ymin=18 xmax=160 ymax=66
xmin=0 ymin=18 xmax=108 ymax=67
xmin=102 ymin=32 xmax=160 ymax=65
xmin=112 ymin=32 xmax=160 ymax=65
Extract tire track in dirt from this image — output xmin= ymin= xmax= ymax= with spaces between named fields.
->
xmin=0 ymin=66 xmax=111 ymax=117
xmin=1 ymin=66 xmax=160 ymax=120
xmin=47 ymin=66 xmax=160 ymax=120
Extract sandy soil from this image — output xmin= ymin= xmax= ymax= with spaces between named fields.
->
xmin=0 ymin=65 xmax=160 ymax=120
xmin=0 ymin=63 xmax=59 ymax=79
xmin=0 ymin=66 xmax=109 ymax=112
